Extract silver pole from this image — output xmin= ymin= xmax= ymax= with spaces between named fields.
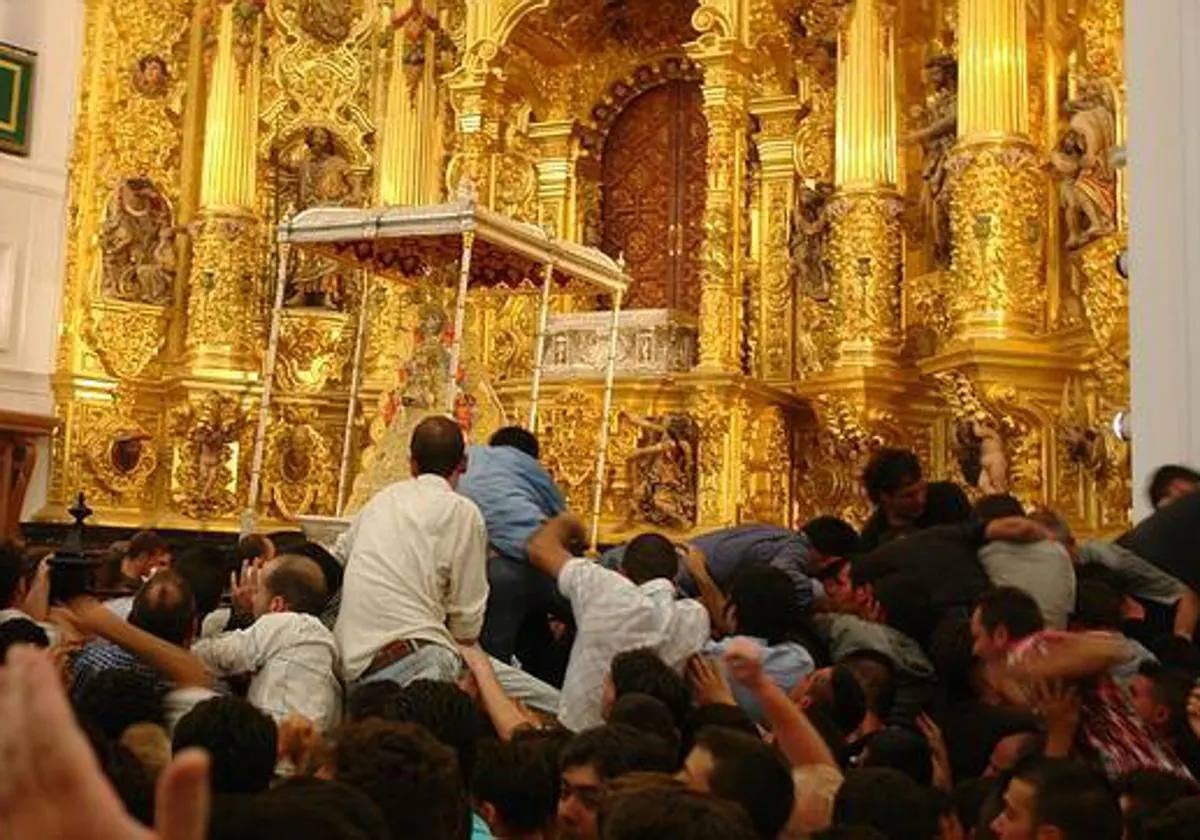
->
xmin=336 ymin=270 xmax=372 ymax=517
xmin=527 ymin=260 xmax=554 ymax=433
xmin=589 ymin=290 xmax=622 ymax=553
xmin=445 ymin=230 xmax=475 ymax=412
xmin=243 ymin=238 xmax=292 ymax=537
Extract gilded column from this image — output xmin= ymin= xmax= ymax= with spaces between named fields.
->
xmin=446 ymin=70 xmax=504 ymax=206
xmin=528 ymin=121 xmax=578 ymax=240
xmin=185 ymin=0 xmax=266 ymax=374
xmin=949 ymin=0 xmax=1046 ymax=338
xmin=378 ymin=3 xmax=453 ymax=205
xmin=750 ymin=97 xmax=802 ymax=381
xmin=829 ymin=0 xmax=903 ymax=367
xmin=688 ymin=44 xmax=753 ymax=373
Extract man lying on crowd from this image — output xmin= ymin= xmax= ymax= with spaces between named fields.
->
xmin=970 ymin=585 xmax=1193 ymax=782
xmin=456 ymin=425 xmax=569 ymax=674
xmin=528 ymin=515 xmax=710 ymax=731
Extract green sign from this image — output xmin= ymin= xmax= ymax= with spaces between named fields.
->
xmin=0 ymin=43 xmax=36 ymax=157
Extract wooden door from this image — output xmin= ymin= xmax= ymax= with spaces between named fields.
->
xmin=601 ymin=80 xmax=707 ymax=312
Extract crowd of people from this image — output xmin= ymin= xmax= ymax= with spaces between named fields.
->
xmin=4 ymin=413 xmax=1200 ymax=840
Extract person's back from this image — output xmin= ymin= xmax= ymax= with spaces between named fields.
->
xmin=978 ymin=539 xmax=1076 ymax=629
xmin=457 ymin=428 xmax=566 ymax=562
xmin=335 ymin=416 xmax=488 ymax=684
xmin=546 ymin=529 xmax=709 ymax=731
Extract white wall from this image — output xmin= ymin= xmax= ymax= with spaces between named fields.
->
xmin=0 ymin=0 xmax=84 ymax=517
xmin=1126 ymin=0 xmax=1200 ymax=520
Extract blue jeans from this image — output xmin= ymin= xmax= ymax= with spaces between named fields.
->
xmin=481 ymin=554 xmax=571 ymax=664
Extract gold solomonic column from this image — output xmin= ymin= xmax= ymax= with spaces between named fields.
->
xmin=828 ymin=0 xmax=903 ymax=369
xmin=949 ymin=0 xmax=1045 ymax=339
xmin=184 ymin=0 xmax=266 ymax=376
xmin=688 ymin=41 xmax=753 ymax=374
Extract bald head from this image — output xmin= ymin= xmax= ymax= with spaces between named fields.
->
xmin=261 ymin=554 xmax=328 ymax=616
xmin=410 ymin=415 xmax=466 ymax=479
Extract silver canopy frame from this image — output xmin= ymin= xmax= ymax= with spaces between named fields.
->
xmin=244 ymin=191 xmax=629 ymax=552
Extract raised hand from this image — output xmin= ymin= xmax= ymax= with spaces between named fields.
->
xmin=916 ymin=713 xmax=952 ymax=790
xmin=229 ymin=559 xmax=263 ymax=616
xmin=722 ymin=637 xmax=767 ymax=692
xmin=1032 ymin=678 xmax=1081 ymax=758
xmin=0 ymin=645 xmax=211 ymax=840
xmin=688 ymin=654 xmax=736 ymax=707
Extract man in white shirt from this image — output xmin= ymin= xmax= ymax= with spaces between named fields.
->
xmin=192 ymin=554 xmax=341 ymax=732
xmin=335 ymin=415 xmax=489 ymax=688
xmin=529 ymin=515 xmax=710 ymax=731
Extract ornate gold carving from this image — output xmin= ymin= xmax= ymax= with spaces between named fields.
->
xmin=169 ymin=392 xmax=247 ymax=520
xmin=263 ymin=407 xmax=337 ymax=519
xmin=541 ymin=389 xmax=603 ymax=513
xmin=688 ymin=391 xmax=732 ymax=525
xmin=82 ymin=393 xmax=159 ymax=497
xmin=276 ymin=310 xmax=353 ymax=393
xmin=185 ymin=214 xmax=262 ymax=365
xmin=85 ymin=305 xmax=168 ymax=381
xmin=827 ymin=189 xmax=903 ymax=361
xmin=99 ymin=178 xmax=177 ymax=306
xmin=947 ymin=142 xmax=1046 ymax=337
xmin=622 ymin=412 xmax=699 ymax=529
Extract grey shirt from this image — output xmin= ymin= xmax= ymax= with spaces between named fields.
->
xmin=978 ymin=540 xmax=1077 ymax=629
xmin=1078 ymin=540 xmax=1187 ymax=606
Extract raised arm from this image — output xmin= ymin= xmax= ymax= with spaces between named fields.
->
xmin=723 ymin=638 xmax=837 ymax=769
xmin=459 ymin=643 xmax=541 ymax=740
xmin=679 ymin=545 xmax=730 ymax=638
xmin=1008 ymin=632 xmax=1127 ymax=683
xmin=528 ymin=513 xmax=586 ymax=580
xmin=67 ymin=597 xmax=213 ymax=689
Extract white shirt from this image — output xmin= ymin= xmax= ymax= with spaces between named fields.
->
xmin=192 ymin=611 xmax=342 ymax=732
xmin=334 ymin=474 xmax=489 ymax=681
xmin=557 ymin=558 xmax=710 ymax=732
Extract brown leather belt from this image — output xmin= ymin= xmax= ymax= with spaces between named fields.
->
xmin=361 ymin=638 xmax=428 ymax=679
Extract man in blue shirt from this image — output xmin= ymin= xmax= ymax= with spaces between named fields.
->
xmin=456 ymin=427 xmax=568 ymax=668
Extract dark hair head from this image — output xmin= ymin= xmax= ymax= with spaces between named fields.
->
xmin=600 ymin=786 xmax=758 ymax=840
xmin=472 ymin=738 xmax=559 ymax=835
xmin=560 ymin=724 xmax=677 ymax=779
xmin=128 ymin=530 xmax=169 ymax=560
xmin=171 ymin=545 xmax=228 ymax=619
xmin=208 ymin=778 xmax=391 ymax=840
xmin=919 ymin=481 xmax=973 ymax=526
xmin=332 ymin=719 xmax=468 ymax=840
xmin=1143 ymin=795 xmax=1200 ymax=840
xmin=1012 ymin=757 xmax=1122 ymax=840
xmin=235 ymin=534 xmax=273 ymax=564
xmin=862 ymin=449 xmax=922 ymax=504
xmin=692 ymin=727 xmax=794 ymax=839
xmin=489 ymin=426 xmax=540 ymax=459
xmin=680 ymin=703 xmax=759 ymax=759
xmin=393 ymin=679 xmax=481 ymax=783
xmin=828 ymin=664 xmax=870 ymax=734
xmin=0 ymin=615 xmax=49 ymax=658
xmin=727 ymin=566 xmax=801 ymax=644
xmin=129 ymin=570 xmax=196 ymax=646
xmin=172 ymin=696 xmax=277 ymax=794
xmin=974 ymin=493 xmax=1026 ymax=523
xmin=862 ymin=726 xmax=933 ymax=787
xmin=609 ymin=693 xmax=681 ymax=757
xmin=841 ymin=650 xmax=898 ymax=718
xmin=1149 ymin=465 xmax=1200 ymax=507
xmin=74 ymin=666 xmax=165 ymax=740
xmin=975 ymin=586 xmax=1045 ymax=642
xmin=1118 ymin=769 xmax=1198 ymax=840
xmin=621 ymin=533 xmax=678 ymax=585
xmin=84 ymin=726 xmax=154 ymax=827
xmin=346 ymin=680 xmax=404 ymax=722
xmin=802 ymin=516 xmax=859 ymax=560
xmin=1138 ymin=663 xmax=1195 ymax=736
xmin=0 ymin=541 xmax=25 ymax=607
xmin=410 ymin=415 xmax=466 ymax=478
xmin=264 ymin=554 xmax=328 ymax=615
xmin=833 ymin=767 xmax=940 ymax=840
xmin=1073 ymin=579 xmax=1124 ymax=630
xmin=610 ymin=649 xmax=692 ymax=727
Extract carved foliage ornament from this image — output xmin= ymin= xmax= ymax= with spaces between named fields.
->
xmin=86 ymin=307 xmax=168 ymax=381
xmin=82 ymin=395 xmax=159 ymax=497
xmin=541 ymin=389 xmax=603 ymax=512
xmin=264 ymin=409 xmax=336 ymax=518
xmin=276 ymin=311 xmax=353 ymax=393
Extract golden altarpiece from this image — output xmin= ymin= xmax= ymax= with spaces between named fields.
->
xmin=43 ymin=0 xmax=1131 ymax=539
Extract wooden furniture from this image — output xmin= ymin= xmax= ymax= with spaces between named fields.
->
xmin=0 ymin=410 xmax=58 ymax=541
